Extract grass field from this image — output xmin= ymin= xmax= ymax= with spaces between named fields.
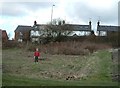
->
xmin=2 ymin=48 xmax=118 ymax=86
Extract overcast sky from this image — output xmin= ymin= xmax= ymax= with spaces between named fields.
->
xmin=0 ymin=0 xmax=119 ymax=39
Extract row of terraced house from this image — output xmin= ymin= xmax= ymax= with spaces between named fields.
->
xmin=14 ymin=21 xmax=120 ymax=43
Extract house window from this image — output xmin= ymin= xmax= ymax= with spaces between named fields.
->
xmin=100 ymin=31 xmax=107 ymax=36
xmin=80 ymin=26 xmax=83 ymax=28
xmin=85 ymin=26 xmax=88 ymax=28
xmin=35 ymin=26 xmax=38 ymax=29
xmin=18 ymin=39 xmax=22 ymax=43
xmin=31 ymin=30 xmax=39 ymax=36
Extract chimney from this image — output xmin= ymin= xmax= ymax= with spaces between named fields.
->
xmin=89 ymin=21 xmax=92 ymax=30
xmin=34 ymin=21 xmax=37 ymax=26
xmin=58 ymin=21 xmax=61 ymax=25
xmin=63 ymin=20 xmax=65 ymax=24
xmin=97 ymin=21 xmax=100 ymax=26
xmin=89 ymin=21 xmax=91 ymax=25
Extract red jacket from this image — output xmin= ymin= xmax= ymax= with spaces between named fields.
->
xmin=34 ymin=51 xmax=40 ymax=57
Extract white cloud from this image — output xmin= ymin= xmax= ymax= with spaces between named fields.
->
xmin=0 ymin=0 xmax=119 ymax=39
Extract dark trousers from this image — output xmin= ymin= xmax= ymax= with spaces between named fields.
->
xmin=35 ymin=56 xmax=38 ymax=62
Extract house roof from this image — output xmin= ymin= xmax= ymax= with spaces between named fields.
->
xmin=32 ymin=24 xmax=47 ymax=31
xmin=64 ymin=24 xmax=91 ymax=31
xmin=97 ymin=25 xmax=120 ymax=31
xmin=32 ymin=24 xmax=91 ymax=31
xmin=15 ymin=25 xmax=32 ymax=32
xmin=34 ymin=24 xmax=47 ymax=26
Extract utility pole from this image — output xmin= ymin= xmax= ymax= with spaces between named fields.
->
xmin=51 ymin=4 xmax=55 ymax=24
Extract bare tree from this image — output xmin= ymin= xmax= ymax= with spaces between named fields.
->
xmin=45 ymin=18 xmax=73 ymax=42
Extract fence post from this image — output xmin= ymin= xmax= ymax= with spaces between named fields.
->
xmin=111 ymin=48 xmax=120 ymax=82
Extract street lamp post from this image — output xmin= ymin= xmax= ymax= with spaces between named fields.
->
xmin=51 ymin=4 xmax=55 ymax=24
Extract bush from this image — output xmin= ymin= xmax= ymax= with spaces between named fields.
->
xmin=24 ymin=41 xmax=111 ymax=55
xmin=2 ymin=40 xmax=18 ymax=49
xmin=5 ymin=40 xmax=111 ymax=55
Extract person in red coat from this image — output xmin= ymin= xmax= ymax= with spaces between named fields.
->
xmin=34 ymin=48 xmax=40 ymax=63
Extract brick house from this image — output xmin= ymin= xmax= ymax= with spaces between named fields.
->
xmin=30 ymin=21 xmax=92 ymax=43
xmin=1 ymin=30 xmax=8 ymax=43
xmin=14 ymin=25 xmax=32 ymax=42
xmin=63 ymin=21 xmax=92 ymax=36
xmin=97 ymin=21 xmax=120 ymax=36
xmin=30 ymin=21 xmax=48 ymax=43
xmin=97 ymin=21 xmax=120 ymax=46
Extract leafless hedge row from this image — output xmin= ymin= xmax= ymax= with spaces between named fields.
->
xmin=2 ymin=35 xmax=118 ymax=55
xmin=22 ymin=41 xmax=110 ymax=55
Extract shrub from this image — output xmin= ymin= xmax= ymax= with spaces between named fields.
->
xmin=36 ymin=41 xmax=111 ymax=55
xmin=2 ymin=40 xmax=18 ymax=49
xmin=6 ymin=40 xmax=111 ymax=55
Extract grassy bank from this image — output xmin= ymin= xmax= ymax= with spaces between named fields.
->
xmin=3 ymin=74 xmax=118 ymax=86
xmin=2 ymin=48 xmax=118 ymax=86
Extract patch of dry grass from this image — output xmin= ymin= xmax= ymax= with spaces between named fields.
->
xmin=25 ymin=41 xmax=111 ymax=55
xmin=2 ymin=48 xmax=112 ymax=81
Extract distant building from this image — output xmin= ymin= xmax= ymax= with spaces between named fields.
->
xmin=30 ymin=21 xmax=92 ymax=43
xmin=97 ymin=21 xmax=120 ymax=36
xmin=14 ymin=25 xmax=32 ymax=42
xmin=0 ymin=30 xmax=8 ymax=43
xmin=30 ymin=21 xmax=48 ymax=43
xmin=64 ymin=21 xmax=92 ymax=36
